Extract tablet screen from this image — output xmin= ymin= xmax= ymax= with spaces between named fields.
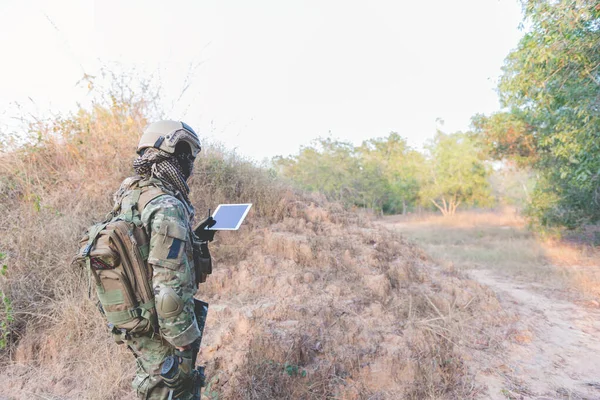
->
xmin=208 ymin=203 xmax=252 ymax=230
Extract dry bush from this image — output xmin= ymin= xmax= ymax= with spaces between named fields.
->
xmin=198 ymin=200 xmax=507 ymax=399
xmin=0 ymin=90 xmax=153 ymax=398
xmin=190 ymin=143 xmax=290 ymax=225
xmin=1 ymin=92 xmax=510 ymax=399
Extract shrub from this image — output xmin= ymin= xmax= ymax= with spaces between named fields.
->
xmin=0 ymin=252 xmax=13 ymax=350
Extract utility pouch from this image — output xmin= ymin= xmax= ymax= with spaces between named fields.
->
xmin=161 ymin=354 xmax=194 ymax=398
xmin=193 ymin=238 xmax=212 ymax=285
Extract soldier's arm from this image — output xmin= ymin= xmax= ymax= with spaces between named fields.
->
xmin=144 ymin=196 xmax=201 ymax=348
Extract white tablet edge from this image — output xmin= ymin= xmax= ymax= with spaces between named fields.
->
xmin=209 ymin=203 xmax=253 ymax=230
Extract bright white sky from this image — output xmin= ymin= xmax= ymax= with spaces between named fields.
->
xmin=0 ymin=0 xmax=524 ymax=162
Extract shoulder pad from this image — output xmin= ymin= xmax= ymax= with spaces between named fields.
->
xmin=138 ymin=186 xmax=168 ymax=211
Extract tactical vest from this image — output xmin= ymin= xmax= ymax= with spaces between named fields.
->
xmin=76 ymin=179 xmax=172 ymax=336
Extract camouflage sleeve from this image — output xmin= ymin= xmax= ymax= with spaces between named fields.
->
xmin=142 ymin=195 xmax=201 ymax=348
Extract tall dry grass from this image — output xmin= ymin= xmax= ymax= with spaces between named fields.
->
xmin=1 ymin=96 xmax=510 ymax=399
xmin=0 ymin=96 xmax=154 ymax=398
xmin=196 ymin=199 xmax=509 ymax=399
xmin=385 ymin=210 xmax=600 ymax=303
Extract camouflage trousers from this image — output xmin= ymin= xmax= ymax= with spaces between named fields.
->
xmin=124 ymin=334 xmax=193 ymax=400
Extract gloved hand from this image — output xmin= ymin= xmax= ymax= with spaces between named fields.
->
xmin=194 ymin=216 xmax=217 ymax=242
xmin=198 ymin=241 xmax=211 ymax=261
xmin=161 ymin=351 xmax=194 ymax=398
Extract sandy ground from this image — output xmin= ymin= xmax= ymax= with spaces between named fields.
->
xmin=382 ymin=216 xmax=600 ymax=400
xmin=470 ymin=269 xmax=600 ymax=400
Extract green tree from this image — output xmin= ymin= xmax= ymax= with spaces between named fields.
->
xmin=273 ymin=138 xmax=359 ymax=203
xmin=480 ymin=0 xmax=600 ymax=228
xmin=274 ymin=133 xmax=424 ymax=214
xmin=472 ymin=112 xmax=536 ymax=167
xmin=356 ymin=133 xmax=424 ymax=214
xmin=421 ymin=132 xmax=492 ymax=216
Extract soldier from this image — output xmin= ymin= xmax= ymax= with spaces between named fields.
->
xmin=112 ymin=120 xmax=209 ymax=399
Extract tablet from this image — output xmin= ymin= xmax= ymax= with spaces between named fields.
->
xmin=208 ymin=203 xmax=252 ymax=230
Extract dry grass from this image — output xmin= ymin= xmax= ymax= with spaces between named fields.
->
xmin=1 ymin=98 xmax=511 ymax=399
xmin=194 ymin=200 xmax=511 ymax=399
xmin=387 ymin=207 xmax=524 ymax=229
xmin=383 ymin=210 xmax=600 ymax=303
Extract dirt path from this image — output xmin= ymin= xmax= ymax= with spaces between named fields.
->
xmin=469 ymin=269 xmax=600 ymax=399
xmin=380 ymin=215 xmax=600 ymax=399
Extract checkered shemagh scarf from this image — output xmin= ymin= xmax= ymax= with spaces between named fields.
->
xmin=133 ymin=148 xmax=192 ymax=206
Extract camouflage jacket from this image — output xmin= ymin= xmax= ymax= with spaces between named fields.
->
xmin=116 ymin=176 xmax=201 ymax=347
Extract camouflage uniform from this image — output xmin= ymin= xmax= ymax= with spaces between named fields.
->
xmin=119 ymin=178 xmax=200 ymax=399
xmin=88 ymin=120 xmax=205 ymax=399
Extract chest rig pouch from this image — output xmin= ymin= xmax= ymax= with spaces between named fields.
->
xmin=75 ymin=183 xmax=167 ymax=337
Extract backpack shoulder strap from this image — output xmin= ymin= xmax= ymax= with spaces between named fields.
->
xmin=122 ymin=189 xmax=142 ymax=222
xmin=138 ymin=186 xmax=168 ymax=212
xmin=120 ymin=183 xmax=167 ymax=224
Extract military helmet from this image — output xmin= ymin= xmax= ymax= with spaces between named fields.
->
xmin=137 ymin=120 xmax=201 ymax=157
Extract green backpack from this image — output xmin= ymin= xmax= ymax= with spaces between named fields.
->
xmin=76 ymin=181 xmax=167 ymax=338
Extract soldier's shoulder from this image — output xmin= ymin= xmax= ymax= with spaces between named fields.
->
xmin=138 ymin=179 xmax=194 ymax=225
xmin=141 ymin=194 xmax=191 ymax=236
xmin=145 ymin=193 xmax=185 ymax=213
xmin=113 ymin=176 xmax=142 ymax=204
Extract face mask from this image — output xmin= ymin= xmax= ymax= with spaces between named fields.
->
xmin=176 ymin=151 xmax=195 ymax=180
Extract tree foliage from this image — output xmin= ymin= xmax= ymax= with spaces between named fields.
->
xmin=472 ymin=112 xmax=536 ymax=167
xmin=478 ymin=0 xmax=600 ymax=228
xmin=275 ymin=132 xmax=492 ymax=216
xmin=420 ymin=132 xmax=493 ymax=216
xmin=273 ymin=138 xmax=359 ymax=203
xmin=274 ymin=134 xmax=425 ymax=214
xmin=355 ymin=133 xmax=424 ymax=213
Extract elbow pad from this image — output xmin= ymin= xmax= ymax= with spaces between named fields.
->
xmin=156 ymin=287 xmax=184 ymax=318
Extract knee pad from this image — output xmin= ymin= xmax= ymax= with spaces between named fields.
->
xmin=156 ymin=287 xmax=184 ymax=318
